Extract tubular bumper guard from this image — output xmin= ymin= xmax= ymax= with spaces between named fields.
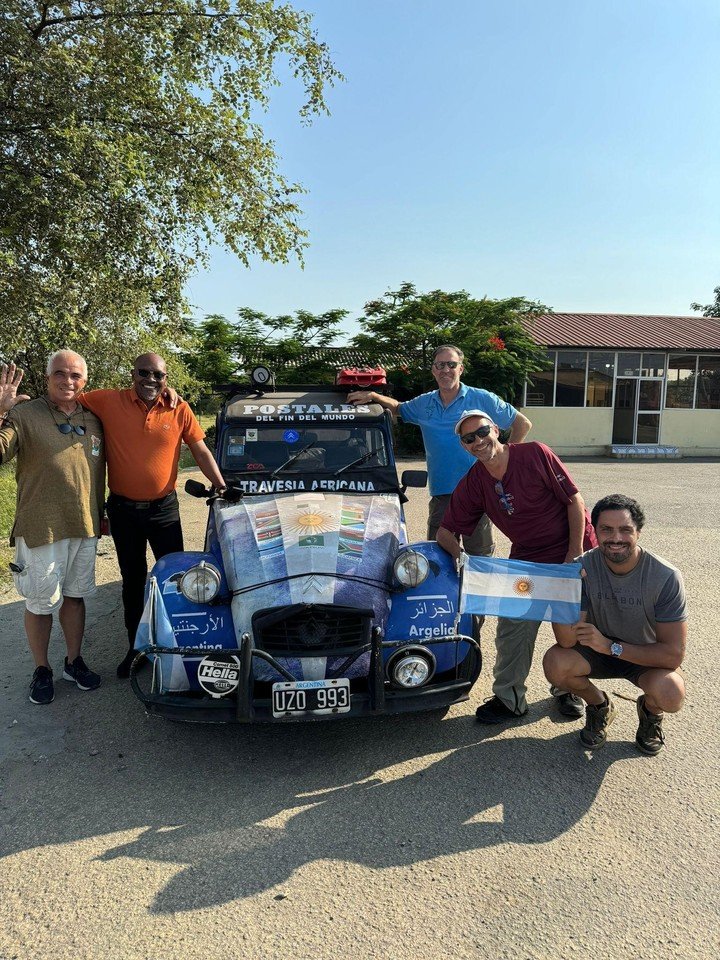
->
xmin=129 ymin=630 xmax=480 ymax=723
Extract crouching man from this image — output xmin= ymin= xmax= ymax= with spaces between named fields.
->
xmin=543 ymin=494 xmax=687 ymax=755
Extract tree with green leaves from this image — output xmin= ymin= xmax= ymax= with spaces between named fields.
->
xmin=691 ymin=286 xmax=720 ymax=319
xmin=233 ymin=306 xmax=348 ymax=384
xmin=1 ymin=1 xmax=342 ymax=392
xmin=352 ymin=283 xmax=549 ymax=404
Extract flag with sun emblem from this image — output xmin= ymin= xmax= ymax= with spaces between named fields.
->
xmin=460 ymin=556 xmax=582 ymax=623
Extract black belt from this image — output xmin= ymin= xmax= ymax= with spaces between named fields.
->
xmin=108 ymin=492 xmax=176 ymax=510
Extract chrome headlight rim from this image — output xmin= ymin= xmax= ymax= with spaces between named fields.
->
xmin=179 ymin=561 xmax=221 ymax=604
xmin=393 ymin=548 xmax=430 ymax=588
xmin=386 ymin=645 xmax=437 ymax=688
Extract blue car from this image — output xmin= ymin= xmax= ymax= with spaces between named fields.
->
xmin=130 ymin=368 xmax=481 ymax=722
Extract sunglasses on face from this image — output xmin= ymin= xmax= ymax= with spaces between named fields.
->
xmin=433 ymin=360 xmax=460 ymax=370
xmin=494 ymin=480 xmax=515 ymax=515
xmin=459 ymin=424 xmax=493 ymax=444
xmin=135 ymin=368 xmax=167 ymax=380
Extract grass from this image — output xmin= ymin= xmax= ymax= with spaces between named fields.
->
xmin=0 ymin=464 xmax=15 ymax=585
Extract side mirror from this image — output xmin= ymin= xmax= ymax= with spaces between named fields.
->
xmin=185 ymin=479 xmax=210 ymax=498
xmin=401 ymin=470 xmax=428 ymax=491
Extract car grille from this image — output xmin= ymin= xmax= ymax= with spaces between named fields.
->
xmin=253 ymin=604 xmax=373 ymax=656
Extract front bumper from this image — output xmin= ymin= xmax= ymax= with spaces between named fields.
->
xmin=129 ymin=632 xmax=480 ymax=723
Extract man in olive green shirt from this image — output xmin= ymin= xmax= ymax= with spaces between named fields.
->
xmin=0 ymin=352 xmax=105 ymax=705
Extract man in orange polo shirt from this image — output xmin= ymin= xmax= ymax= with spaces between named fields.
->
xmin=80 ymin=352 xmax=226 ymax=677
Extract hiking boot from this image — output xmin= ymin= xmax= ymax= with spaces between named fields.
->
xmin=475 ymin=695 xmax=528 ymax=724
xmin=29 ymin=665 xmax=54 ymax=705
xmin=580 ymin=692 xmax=617 ymax=748
xmin=550 ymin=685 xmax=584 ymax=718
xmin=635 ymin=695 xmax=665 ymax=756
xmin=63 ymin=655 xmax=102 ymax=691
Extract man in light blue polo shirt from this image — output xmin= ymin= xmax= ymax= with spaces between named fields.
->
xmin=348 ymin=344 xmax=532 ymax=553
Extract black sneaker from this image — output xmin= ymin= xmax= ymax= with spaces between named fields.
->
xmin=550 ymin=685 xmax=584 ymax=718
xmin=580 ymin=692 xmax=617 ymax=748
xmin=636 ymin=695 xmax=665 ymax=756
xmin=475 ymin=695 xmax=528 ymax=724
xmin=29 ymin=665 xmax=54 ymax=705
xmin=63 ymin=655 xmax=102 ymax=691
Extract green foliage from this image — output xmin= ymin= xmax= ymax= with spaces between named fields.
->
xmin=0 ymin=1 xmax=342 ymax=392
xmin=234 ymin=306 xmax=348 ymax=383
xmin=352 ymin=282 xmax=550 ymax=404
xmin=691 ymin=286 xmax=720 ymax=318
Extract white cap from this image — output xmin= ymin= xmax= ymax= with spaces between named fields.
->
xmin=454 ymin=410 xmax=495 ymax=435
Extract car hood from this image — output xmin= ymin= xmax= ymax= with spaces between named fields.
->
xmin=213 ymin=492 xmax=405 ymax=679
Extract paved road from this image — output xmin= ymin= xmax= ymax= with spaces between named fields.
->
xmin=1 ymin=459 xmax=718 ymax=960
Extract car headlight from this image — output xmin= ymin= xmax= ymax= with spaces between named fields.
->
xmin=387 ymin=646 xmax=436 ymax=688
xmin=393 ymin=549 xmax=430 ymax=588
xmin=180 ymin=562 xmax=221 ymax=604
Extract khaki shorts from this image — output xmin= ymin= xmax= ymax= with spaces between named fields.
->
xmin=12 ymin=536 xmax=98 ymax=615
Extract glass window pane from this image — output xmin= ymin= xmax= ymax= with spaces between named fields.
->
xmin=696 ymin=356 xmax=720 ymax=409
xmin=525 ymin=351 xmax=555 ymax=406
xmin=638 ymin=380 xmax=662 ymax=410
xmin=617 ymin=352 xmax=641 ymax=377
xmin=555 ymin=351 xmax=586 ymax=407
xmin=641 ymin=353 xmax=666 ymax=377
xmin=665 ymin=355 xmax=696 ymax=408
xmin=587 ymin=352 xmax=614 ymax=407
xmin=636 ymin=414 xmax=659 ymax=444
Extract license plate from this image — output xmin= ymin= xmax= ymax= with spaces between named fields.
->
xmin=272 ymin=678 xmax=351 ymax=718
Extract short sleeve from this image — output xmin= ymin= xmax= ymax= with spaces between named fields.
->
xmin=439 ymin=470 xmax=487 ymax=536
xmin=398 ymin=395 xmax=422 ymax=425
xmin=534 ymin=443 xmax=578 ymax=503
xmin=181 ymin=405 xmax=205 ymax=445
xmin=655 ymin=570 xmax=687 ymax=622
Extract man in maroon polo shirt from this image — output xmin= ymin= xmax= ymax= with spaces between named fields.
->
xmin=436 ymin=410 xmax=596 ymax=723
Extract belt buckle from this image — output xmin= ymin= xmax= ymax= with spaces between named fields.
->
xmin=135 ymin=500 xmax=151 ymax=509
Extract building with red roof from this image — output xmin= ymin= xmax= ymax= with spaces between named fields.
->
xmin=517 ymin=313 xmax=720 ymax=456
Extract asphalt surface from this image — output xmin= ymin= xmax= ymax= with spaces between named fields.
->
xmin=1 ymin=458 xmax=718 ymax=960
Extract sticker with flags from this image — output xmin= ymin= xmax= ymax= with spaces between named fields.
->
xmin=134 ymin=577 xmax=190 ymax=692
xmin=460 ymin=555 xmax=582 ymax=624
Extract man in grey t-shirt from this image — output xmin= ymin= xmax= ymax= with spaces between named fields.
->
xmin=543 ymin=494 xmax=687 ymax=755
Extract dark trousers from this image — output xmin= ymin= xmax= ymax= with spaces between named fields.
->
xmin=106 ymin=491 xmax=184 ymax=646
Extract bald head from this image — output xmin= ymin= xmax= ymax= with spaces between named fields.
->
xmin=132 ymin=352 xmax=168 ymax=407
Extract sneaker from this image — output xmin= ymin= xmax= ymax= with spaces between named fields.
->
xmin=550 ymin=685 xmax=584 ymax=718
xmin=580 ymin=692 xmax=617 ymax=749
xmin=475 ymin=695 xmax=528 ymax=724
xmin=29 ymin=665 xmax=54 ymax=705
xmin=635 ymin=695 xmax=665 ymax=756
xmin=116 ymin=648 xmax=136 ymax=679
xmin=63 ymin=655 xmax=102 ymax=691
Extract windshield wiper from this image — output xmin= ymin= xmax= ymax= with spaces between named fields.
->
xmin=271 ymin=441 xmax=317 ymax=478
xmin=333 ymin=450 xmax=379 ymax=476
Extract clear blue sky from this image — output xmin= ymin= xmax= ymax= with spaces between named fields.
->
xmin=185 ymin=0 xmax=720 ymax=340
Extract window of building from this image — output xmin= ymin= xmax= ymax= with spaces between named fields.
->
xmin=555 ymin=351 xmax=587 ymax=406
xmin=525 ymin=351 xmax=555 ymax=406
xmin=616 ymin=352 xmax=641 ymax=377
xmin=586 ymin=352 xmax=614 ymax=407
xmin=665 ymin=355 xmax=697 ymax=408
xmin=641 ymin=353 xmax=666 ymax=377
xmin=696 ymin=356 xmax=720 ymax=409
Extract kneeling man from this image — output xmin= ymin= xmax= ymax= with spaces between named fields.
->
xmin=544 ymin=494 xmax=687 ymax=755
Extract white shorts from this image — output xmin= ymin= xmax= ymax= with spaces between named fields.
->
xmin=12 ymin=536 xmax=98 ymax=615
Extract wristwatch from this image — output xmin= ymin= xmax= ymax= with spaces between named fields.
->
xmin=609 ymin=641 xmax=623 ymax=658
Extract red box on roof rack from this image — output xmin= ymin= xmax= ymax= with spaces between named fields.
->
xmin=335 ymin=366 xmax=387 ymax=387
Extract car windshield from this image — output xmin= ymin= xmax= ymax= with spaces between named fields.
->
xmin=221 ymin=425 xmax=390 ymax=475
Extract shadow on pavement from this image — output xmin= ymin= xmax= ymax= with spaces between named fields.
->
xmin=0 ymin=672 xmax=637 ymax=914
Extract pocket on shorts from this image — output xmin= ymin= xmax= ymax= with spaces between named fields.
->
xmin=11 ymin=539 xmax=63 ymax=611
